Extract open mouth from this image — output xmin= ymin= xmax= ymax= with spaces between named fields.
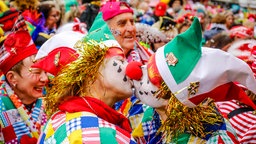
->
xmin=124 ymin=35 xmax=134 ymax=40
xmin=34 ymin=87 xmax=43 ymax=93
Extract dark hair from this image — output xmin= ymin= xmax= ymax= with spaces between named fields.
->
xmin=79 ymin=4 xmax=99 ymax=30
xmin=168 ymin=0 xmax=183 ymax=7
xmin=204 ymin=32 xmax=234 ymax=50
xmin=38 ymin=3 xmax=56 ymax=19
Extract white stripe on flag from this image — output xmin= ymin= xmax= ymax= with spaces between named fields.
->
xmin=156 ymin=47 xmax=256 ymax=107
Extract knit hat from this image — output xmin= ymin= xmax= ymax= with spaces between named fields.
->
xmin=0 ymin=30 xmax=38 ymax=74
xmin=100 ymin=0 xmax=133 ymax=21
xmin=154 ymin=2 xmax=167 ymax=17
xmin=31 ymin=31 xmax=84 ymax=76
xmin=149 ymin=17 xmax=256 ymax=108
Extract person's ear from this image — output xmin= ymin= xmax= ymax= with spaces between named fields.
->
xmin=5 ymin=71 xmax=19 ymax=87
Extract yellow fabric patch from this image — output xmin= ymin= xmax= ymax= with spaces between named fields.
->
xmin=132 ymin=123 xmax=144 ymax=138
xmin=188 ymin=135 xmax=206 ymax=143
xmin=66 ymin=112 xmax=82 ymax=121
xmin=68 ymin=129 xmax=82 ymax=144
xmin=129 ymin=113 xmax=143 ymax=130
xmin=45 ymin=123 xmax=55 ymax=139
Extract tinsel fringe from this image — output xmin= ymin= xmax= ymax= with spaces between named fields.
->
xmin=156 ymin=82 xmax=223 ymax=143
xmin=45 ymin=39 xmax=108 ymax=117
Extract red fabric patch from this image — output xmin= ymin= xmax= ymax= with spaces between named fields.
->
xmin=20 ymin=135 xmax=37 ymax=144
xmin=2 ymin=125 xmax=16 ymax=142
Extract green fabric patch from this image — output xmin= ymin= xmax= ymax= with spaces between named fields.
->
xmin=54 ymin=124 xmax=67 ymax=144
xmin=99 ymin=127 xmax=118 ymax=144
xmin=174 ymin=133 xmax=190 ymax=144
xmin=141 ymin=106 xmax=154 ymax=122
xmin=164 ymin=17 xmax=202 ymax=84
xmin=1 ymin=97 xmax=15 ymax=110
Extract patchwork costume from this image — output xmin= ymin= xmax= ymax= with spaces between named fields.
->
xmin=39 ymin=97 xmax=136 ymax=144
xmin=38 ymin=12 xmax=136 ymax=144
xmin=0 ymin=30 xmax=47 ymax=143
xmin=0 ymin=76 xmax=47 ymax=143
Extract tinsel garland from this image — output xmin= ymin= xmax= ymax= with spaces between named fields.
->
xmin=155 ymin=82 xmax=223 ymax=143
xmin=45 ymin=39 xmax=109 ymax=117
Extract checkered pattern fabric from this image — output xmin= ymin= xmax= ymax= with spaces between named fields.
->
xmin=39 ymin=111 xmax=136 ymax=144
xmin=116 ymin=96 xmax=163 ymax=144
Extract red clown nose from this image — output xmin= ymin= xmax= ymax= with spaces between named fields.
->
xmin=125 ymin=61 xmax=143 ymax=80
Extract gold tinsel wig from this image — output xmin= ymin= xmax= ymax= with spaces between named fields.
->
xmin=45 ymin=12 xmax=121 ymax=116
xmin=155 ymin=83 xmax=223 ymax=142
xmin=45 ymin=39 xmax=109 ymax=116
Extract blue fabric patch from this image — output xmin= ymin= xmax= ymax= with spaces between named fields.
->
xmin=39 ymin=134 xmax=46 ymax=144
xmin=81 ymin=116 xmax=99 ymax=128
xmin=129 ymin=104 xmax=144 ymax=116
xmin=203 ymin=120 xmax=225 ymax=140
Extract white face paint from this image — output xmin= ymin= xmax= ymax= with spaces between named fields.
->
xmin=99 ymin=55 xmax=133 ymax=101
xmin=133 ymin=65 xmax=168 ymax=108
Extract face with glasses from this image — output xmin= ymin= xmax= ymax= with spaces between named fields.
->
xmin=6 ymin=55 xmax=49 ymax=104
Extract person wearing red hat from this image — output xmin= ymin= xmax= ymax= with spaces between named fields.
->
xmin=0 ymin=30 xmax=49 ymax=143
xmin=96 ymin=1 xmax=163 ymax=143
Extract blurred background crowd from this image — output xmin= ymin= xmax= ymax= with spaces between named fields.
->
xmin=1 ymin=0 xmax=256 ymax=143
xmin=1 ymin=0 xmax=256 ymax=55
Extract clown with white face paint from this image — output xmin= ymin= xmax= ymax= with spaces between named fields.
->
xmin=126 ymin=17 xmax=256 ymax=143
xmin=38 ymin=13 xmax=136 ymax=144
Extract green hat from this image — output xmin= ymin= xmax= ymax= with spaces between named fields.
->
xmin=153 ymin=17 xmax=256 ymax=108
xmin=85 ymin=12 xmax=120 ymax=48
xmin=161 ymin=17 xmax=202 ymax=84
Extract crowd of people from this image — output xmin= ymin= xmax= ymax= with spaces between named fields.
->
xmin=0 ymin=0 xmax=256 ymax=143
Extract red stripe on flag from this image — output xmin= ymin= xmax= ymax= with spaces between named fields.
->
xmin=189 ymin=82 xmax=256 ymax=109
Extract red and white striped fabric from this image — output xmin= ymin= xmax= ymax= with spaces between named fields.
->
xmin=216 ymin=100 xmax=256 ymax=143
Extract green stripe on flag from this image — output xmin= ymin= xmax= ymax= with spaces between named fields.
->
xmin=163 ymin=17 xmax=202 ymax=84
